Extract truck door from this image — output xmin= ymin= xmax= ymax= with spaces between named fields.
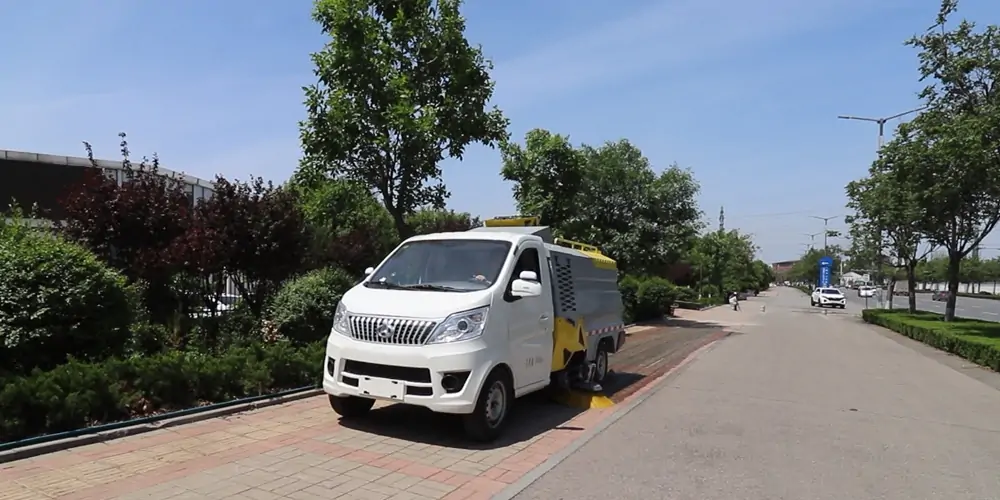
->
xmin=504 ymin=243 xmax=553 ymax=389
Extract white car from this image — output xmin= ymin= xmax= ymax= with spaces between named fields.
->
xmin=811 ymin=287 xmax=846 ymax=308
xmin=858 ymin=286 xmax=875 ymax=298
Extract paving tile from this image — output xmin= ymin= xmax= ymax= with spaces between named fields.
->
xmin=0 ymin=321 xmax=716 ymax=499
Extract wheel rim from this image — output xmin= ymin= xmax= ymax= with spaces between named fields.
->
xmin=596 ymin=351 xmax=608 ymax=381
xmin=485 ymin=381 xmax=506 ymax=428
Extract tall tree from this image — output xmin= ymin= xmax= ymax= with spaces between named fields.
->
xmin=897 ymin=0 xmax=1000 ymax=320
xmin=846 ymin=160 xmax=931 ymax=312
xmin=500 ymin=128 xmax=587 ymax=229
xmin=299 ymin=0 xmax=509 ymax=238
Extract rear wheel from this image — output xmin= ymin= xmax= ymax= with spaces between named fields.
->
xmin=593 ymin=344 xmax=611 ymax=383
xmin=463 ymin=369 xmax=513 ymax=442
xmin=328 ymin=395 xmax=375 ymax=418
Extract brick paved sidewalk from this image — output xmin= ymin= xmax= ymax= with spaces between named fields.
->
xmin=0 ymin=326 xmax=726 ymax=500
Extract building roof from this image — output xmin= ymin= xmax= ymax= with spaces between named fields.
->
xmin=0 ymin=149 xmax=214 ymax=189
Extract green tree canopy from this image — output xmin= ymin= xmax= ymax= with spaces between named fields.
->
xmin=299 ymin=0 xmax=509 ymax=238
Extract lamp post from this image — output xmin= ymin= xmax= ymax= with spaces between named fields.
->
xmin=837 ymin=107 xmax=926 ymax=149
xmin=803 ymin=232 xmax=821 ymax=250
xmin=809 ymin=215 xmax=841 ymax=251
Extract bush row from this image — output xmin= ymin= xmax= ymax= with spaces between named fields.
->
xmin=861 ymin=309 xmax=1000 ymax=371
xmin=0 ymin=341 xmax=325 ymax=443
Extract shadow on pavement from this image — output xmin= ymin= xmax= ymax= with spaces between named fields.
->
xmin=662 ymin=317 xmax=726 ymax=330
xmin=338 ymin=323 xmax=728 ymax=447
xmin=335 ymin=391 xmax=584 ymax=450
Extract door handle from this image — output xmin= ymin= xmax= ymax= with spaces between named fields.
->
xmin=539 ymin=314 xmax=550 ymax=322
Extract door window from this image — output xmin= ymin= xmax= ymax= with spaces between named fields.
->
xmin=505 ymin=247 xmax=541 ymax=301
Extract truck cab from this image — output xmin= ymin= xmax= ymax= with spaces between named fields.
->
xmin=322 ymin=216 xmax=625 ymax=441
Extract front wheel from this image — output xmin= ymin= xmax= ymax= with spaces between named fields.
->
xmin=328 ymin=395 xmax=375 ymax=418
xmin=810 ymin=300 xmax=816 ymax=306
xmin=463 ymin=370 xmax=513 ymax=442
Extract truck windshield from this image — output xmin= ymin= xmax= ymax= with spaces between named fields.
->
xmin=368 ymin=239 xmax=512 ymax=292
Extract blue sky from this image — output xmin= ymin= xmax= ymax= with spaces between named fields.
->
xmin=2 ymin=0 xmax=998 ymax=262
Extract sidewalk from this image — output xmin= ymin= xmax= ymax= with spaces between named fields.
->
xmin=0 ymin=321 xmax=727 ymax=500
xmin=512 ymin=288 xmax=1000 ymax=500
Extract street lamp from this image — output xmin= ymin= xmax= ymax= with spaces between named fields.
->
xmin=837 ymin=107 xmax=927 ymax=149
xmin=803 ymin=232 xmax=821 ymax=250
xmin=810 ymin=215 xmax=841 ymax=251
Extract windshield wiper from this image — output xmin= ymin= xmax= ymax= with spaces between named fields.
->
xmin=399 ymin=284 xmax=461 ymax=292
xmin=365 ymin=280 xmax=410 ymax=290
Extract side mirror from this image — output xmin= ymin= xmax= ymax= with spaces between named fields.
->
xmin=519 ymin=270 xmax=538 ymax=282
xmin=363 ymin=267 xmax=374 ymax=276
xmin=511 ymin=279 xmax=542 ymax=298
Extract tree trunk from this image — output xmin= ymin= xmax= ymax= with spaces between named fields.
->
xmin=906 ymin=263 xmax=918 ymax=313
xmin=944 ymin=252 xmax=962 ymax=322
xmin=886 ymin=280 xmax=895 ymax=310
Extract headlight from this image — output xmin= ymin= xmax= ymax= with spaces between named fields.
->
xmin=427 ymin=306 xmax=489 ymax=344
xmin=331 ymin=302 xmax=350 ymax=336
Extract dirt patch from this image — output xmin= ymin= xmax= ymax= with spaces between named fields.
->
xmin=603 ymin=325 xmax=728 ymax=402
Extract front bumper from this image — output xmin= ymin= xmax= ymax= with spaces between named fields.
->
xmin=819 ymin=297 xmax=846 ymax=306
xmin=323 ymin=333 xmax=495 ymax=415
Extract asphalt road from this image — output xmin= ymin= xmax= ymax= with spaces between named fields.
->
xmin=841 ymin=288 xmax=1000 ymax=321
xmin=514 ymin=287 xmax=1000 ymax=500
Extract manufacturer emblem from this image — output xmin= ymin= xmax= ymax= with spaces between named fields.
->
xmin=376 ymin=322 xmax=395 ymax=339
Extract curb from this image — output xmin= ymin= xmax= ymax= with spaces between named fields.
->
xmin=0 ymin=389 xmax=324 ymax=464
xmin=493 ymin=331 xmax=731 ymax=500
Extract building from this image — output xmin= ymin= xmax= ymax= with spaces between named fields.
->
xmin=771 ymin=260 xmax=798 ymax=274
xmin=0 ymin=148 xmax=215 ymax=221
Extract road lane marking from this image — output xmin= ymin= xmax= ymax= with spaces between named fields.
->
xmin=984 ymin=312 xmax=998 ymax=316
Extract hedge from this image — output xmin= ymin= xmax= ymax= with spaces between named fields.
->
xmin=0 ymin=341 xmax=324 ymax=443
xmin=861 ymin=309 xmax=1000 ymax=371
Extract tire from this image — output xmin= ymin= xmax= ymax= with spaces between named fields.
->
xmin=810 ymin=300 xmax=816 ymax=306
xmin=463 ymin=369 xmax=513 ymax=442
xmin=328 ymin=395 xmax=375 ymax=418
xmin=839 ymin=305 xmax=845 ymax=309
xmin=593 ymin=344 xmax=610 ymax=383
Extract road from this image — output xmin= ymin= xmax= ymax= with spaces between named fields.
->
xmin=842 ymin=288 xmax=1000 ymax=321
xmin=514 ymin=287 xmax=1000 ymax=500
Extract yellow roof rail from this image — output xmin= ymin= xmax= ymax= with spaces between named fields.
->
xmin=554 ymin=237 xmax=603 ymax=254
xmin=484 ymin=215 xmax=541 ymax=227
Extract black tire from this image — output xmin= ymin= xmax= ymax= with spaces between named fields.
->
xmin=593 ymin=343 xmax=610 ymax=383
xmin=810 ymin=300 xmax=816 ymax=306
xmin=328 ymin=395 xmax=375 ymax=418
xmin=839 ymin=305 xmax=845 ymax=309
xmin=463 ymin=369 xmax=513 ymax=442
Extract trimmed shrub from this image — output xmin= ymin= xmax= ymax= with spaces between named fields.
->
xmin=0 ymin=229 xmax=134 ymax=374
xmin=861 ymin=309 xmax=1000 ymax=371
xmin=266 ymin=267 xmax=355 ymax=343
xmin=618 ymin=275 xmax=642 ymax=323
xmin=0 ymin=341 xmax=324 ymax=442
xmin=675 ymin=286 xmax=698 ymax=302
xmin=634 ymin=277 xmax=678 ymax=321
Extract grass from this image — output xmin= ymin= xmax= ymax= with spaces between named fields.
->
xmin=862 ymin=309 xmax=1000 ymax=371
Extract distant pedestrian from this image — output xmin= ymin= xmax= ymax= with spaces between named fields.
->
xmin=730 ymin=292 xmax=740 ymax=311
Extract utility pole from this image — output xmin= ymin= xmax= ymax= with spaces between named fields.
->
xmin=718 ymin=206 xmax=725 ymax=233
xmin=837 ymin=107 xmax=926 ymax=149
xmin=810 ymin=215 xmax=840 ymax=251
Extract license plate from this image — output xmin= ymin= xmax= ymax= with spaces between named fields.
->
xmin=357 ymin=377 xmax=404 ymax=401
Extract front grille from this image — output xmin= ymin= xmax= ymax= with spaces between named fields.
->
xmin=348 ymin=315 xmax=437 ymax=345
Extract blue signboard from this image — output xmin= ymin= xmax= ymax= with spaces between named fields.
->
xmin=818 ymin=256 xmax=834 ymax=287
